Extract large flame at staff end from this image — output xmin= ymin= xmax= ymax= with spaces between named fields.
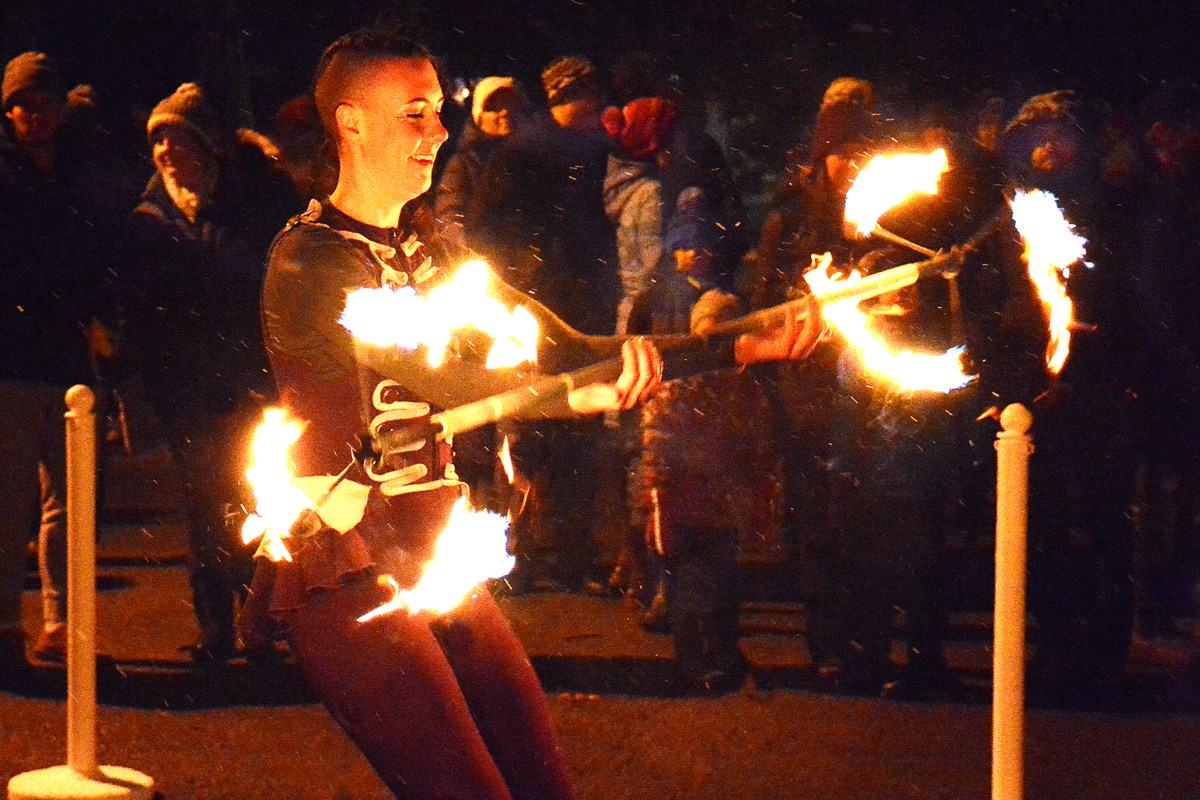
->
xmin=804 ymin=253 xmax=974 ymax=394
xmin=241 ymin=408 xmax=311 ymax=562
xmin=358 ymin=496 xmax=515 ymax=620
xmin=340 ymin=259 xmax=539 ymax=369
xmin=844 ymin=148 xmax=949 ymax=236
xmin=1009 ymin=189 xmax=1086 ymax=374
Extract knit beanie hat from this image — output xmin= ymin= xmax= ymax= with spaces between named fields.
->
xmin=2 ymin=52 xmax=63 ymax=109
xmin=146 ymin=82 xmax=227 ymax=153
xmin=1003 ymin=90 xmax=1081 ymax=137
xmin=541 ymin=55 xmax=601 ymax=106
xmin=471 ymin=76 xmax=524 ymax=127
xmin=809 ymin=77 xmax=876 ymax=164
xmin=602 ymin=96 xmax=678 ymax=160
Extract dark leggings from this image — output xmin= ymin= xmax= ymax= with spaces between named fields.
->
xmin=286 ymin=576 xmax=574 ymax=800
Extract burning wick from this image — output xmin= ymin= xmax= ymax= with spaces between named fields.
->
xmin=844 ymin=148 xmax=948 ymax=256
xmin=498 ymin=435 xmax=531 ymax=518
xmin=358 ymin=496 xmax=515 ymax=619
xmin=805 ymin=253 xmax=974 ymax=393
xmin=340 ymin=259 xmax=539 ymax=369
xmin=1009 ymin=189 xmax=1086 ymax=374
xmin=241 ymin=408 xmax=311 ymax=562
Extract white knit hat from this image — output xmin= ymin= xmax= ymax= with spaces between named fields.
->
xmin=471 ymin=76 xmax=521 ymax=127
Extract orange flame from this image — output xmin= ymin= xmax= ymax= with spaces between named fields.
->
xmin=497 ymin=434 xmax=531 ymax=519
xmin=498 ymin=435 xmax=516 ymax=485
xmin=1009 ymin=189 xmax=1085 ymax=374
xmin=358 ymin=496 xmax=515 ymax=619
xmin=844 ymin=149 xmax=949 ymax=236
xmin=240 ymin=408 xmax=310 ymax=562
xmin=804 ymin=253 xmax=973 ymax=393
xmin=340 ymin=259 xmax=539 ymax=369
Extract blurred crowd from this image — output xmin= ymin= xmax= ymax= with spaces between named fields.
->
xmin=1 ymin=41 xmax=1198 ymax=701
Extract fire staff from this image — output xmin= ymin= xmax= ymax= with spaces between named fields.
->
xmin=241 ymin=27 xmax=822 ymax=800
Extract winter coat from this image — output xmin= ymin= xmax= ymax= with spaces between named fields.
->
xmin=120 ymin=140 xmax=295 ymax=413
xmin=0 ymin=109 xmax=136 ymax=385
xmin=602 ymin=154 xmax=663 ymax=334
xmin=631 ymin=369 xmax=784 ymax=560
xmin=652 ymin=186 xmax=727 ymax=335
xmin=434 ymin=121 xmax=505 ymax=251
xmin=657 ymin=123 xmax=749 ymax=289
xmin=467 ymin=113 xmax=619 ymax=335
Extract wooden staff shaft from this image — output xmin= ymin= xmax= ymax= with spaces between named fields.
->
xmin=429 ymin=256 xmax=938 ymax=443
xmin=871 ymin=224 xmax=937 ymax=257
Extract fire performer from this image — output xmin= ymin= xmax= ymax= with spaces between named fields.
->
xmin=243 ymin=27 xmax=822 ymax=800
xmin=961 ymin=91 xmax=1142 ymax=701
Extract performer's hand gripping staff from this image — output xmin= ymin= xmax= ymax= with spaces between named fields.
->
xmin=360 ymin=246 xmax=967 ymax=462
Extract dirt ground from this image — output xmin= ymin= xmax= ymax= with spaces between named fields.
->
xmin=4 ymin=686 xmax=1200 ymax=800
xmin=4 ymin=450 xmax=1199 ymax=799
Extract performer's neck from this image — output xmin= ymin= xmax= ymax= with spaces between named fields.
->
xmin=328 ymin=171 xmax=409 ymax=230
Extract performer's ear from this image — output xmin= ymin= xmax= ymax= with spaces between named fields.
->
xmin=335 ymin=102 xmax=362 ymax=141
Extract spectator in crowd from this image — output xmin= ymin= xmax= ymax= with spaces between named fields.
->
xmin=960 ymin=90 xmax=1141 ymax=702
xmin=632 ymin=290 xmax=787 ymax=692
xmin=468 ymin=55 xmax=620 ymax=593
xmin=653 ymin=185 xmax=731 ymax=334
xmin=119 ymin=81 xmax=295 ymax=667
xmin=1118 ymin=94 xmax=1200 ymax=660
xmin=599 ymin=95 xmax=676 ymax=613
xmin=0 ymin=51 xmax=132 ymax=667
xmin=602 ymin=91 xmax=755 ymax=616
xmin=469 ymin=55 xmax=618 ymax=332
xmin=656 ymin=124 xmax=749 ymax=301
xmin=601 ymin=95 xmax=677 ymax=336
xmin=610 ymin=48 xmax=749 ymax=301
xmin=431 ymin=76 xmax=533 ymax=508
xmin=271 ymin=94 xmax=337 ymax=203
xmin=436 ymin=75 xmax=529 ymax=250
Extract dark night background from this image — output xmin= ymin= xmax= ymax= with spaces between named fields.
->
xmin=4 ymin=0 xmax=1198 ymax=199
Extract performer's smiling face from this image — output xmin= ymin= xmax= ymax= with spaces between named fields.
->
xmin=350 ymin=57 xmax=448 ymax=203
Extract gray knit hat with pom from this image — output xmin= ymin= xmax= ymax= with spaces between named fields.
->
xmin=146 ymin=82 xmax=228 ymax=152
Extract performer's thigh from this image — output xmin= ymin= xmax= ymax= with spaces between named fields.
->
xmin=439 ymin=591 xmax=575 ymax=800
xmin=287 ymin=578 xmax=512 ymax=800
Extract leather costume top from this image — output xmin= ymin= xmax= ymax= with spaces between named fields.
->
xmin=254 ymin=198 xmax=737 ymax=614
xmin=256 ymin=199 xmax=609 ymax=612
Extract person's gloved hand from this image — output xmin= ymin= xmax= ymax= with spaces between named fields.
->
xmin=733 ymin=294 xmax=824 ymax=365
xmin=567 ymin=336 xmax=663 ymax=415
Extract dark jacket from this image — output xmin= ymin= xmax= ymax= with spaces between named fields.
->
xmin=120 ymin=141 xmax=295 ymax=412
xmin=632 ymin=369 xmax=784 ymax=559
xmin=434 ymin=120 xmax=506 ymax=250
xmin=0 ymin=115 xmax=135 ymax=385
xmin=467 ymin=113 xmax=619 ymax=335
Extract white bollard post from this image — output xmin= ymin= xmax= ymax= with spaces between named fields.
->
xmin=7 ymin=386 xmax=154 ymax=800
xmin=992 ymin=403 xmax=1033 ymax=800
xmin=66 ymin=384 xmax=98 ymax=778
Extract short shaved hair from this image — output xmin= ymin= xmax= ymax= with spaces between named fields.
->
xmin=312 ymin=27 xmax=440 ymax=144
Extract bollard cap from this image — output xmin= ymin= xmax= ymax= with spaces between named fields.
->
xmin=65 ymin=384 xmax=95 ymax=413
xmin=999 ymin=403 xmax=1033 ymax=434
